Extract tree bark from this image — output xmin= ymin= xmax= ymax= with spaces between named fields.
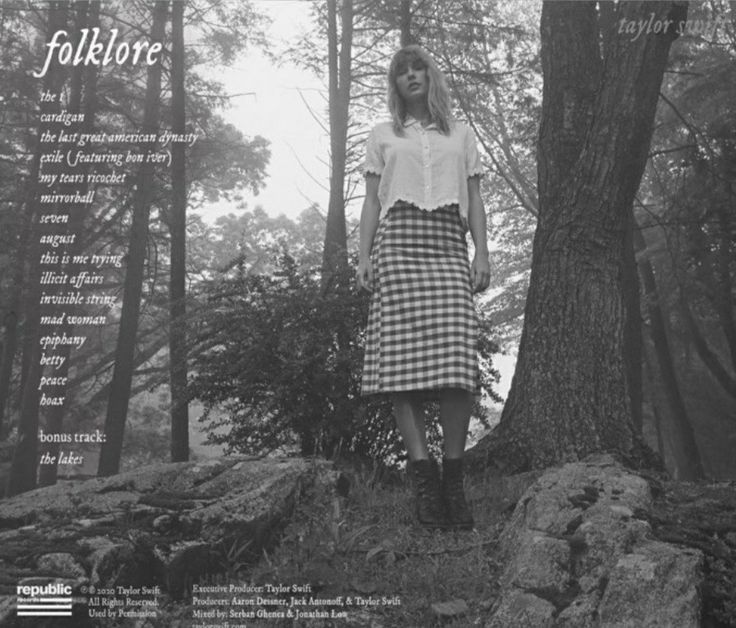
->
xmin=98 ymin=1 xmax=167 ymax=476
xmin=321 ymin=0 xmax=353 ymax=288
xmin=169 ymin=0 xmax=189 ymax=462
xmin=470 ymin=1 xmax=687 ymax=472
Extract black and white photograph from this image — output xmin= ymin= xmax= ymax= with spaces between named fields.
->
xmin=0 ymin=0 xmax=734 ymax=626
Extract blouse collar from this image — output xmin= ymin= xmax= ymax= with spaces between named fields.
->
xmin=403 ymin=116 xmax=437 ymax=130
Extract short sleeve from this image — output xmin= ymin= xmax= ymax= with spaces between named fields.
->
xmin=464 ymin=124 xmax=484 ymax=177
xmin=363 ymin=126 xmax=384 ymax=176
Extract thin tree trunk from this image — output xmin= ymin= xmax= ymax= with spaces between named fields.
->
xmin=678 ymin=190 xmax=736 ymax=396
xmin=321 ymin=0 xmax=353 ymax=288
xmin=0 ymin=2 xmax=71 ymax=439
xmin=0 ymin=207 xmax=23 ymax=439
xmin=470 ymin=1 xmax=686 ymax=472
xmin=399 ymin=0 xmax=414 ymax=47
xmin=98 ymin=1 xmax=168 ymax=477
xmin=680 ymin=298 xmax=736 ymax=399
xmin=6 ymin=3 xmax=68 ymax=496
xmin=623 ymin=207 xmax=642 ymax=433
xmin=636 ymin=227 xmax=704 ymax=479
xmin=642 ymin=341 xmax=666 ymax=460
xmin=38 ymin=0 xmax=100 ymax=487
xmin=169 ymin=0 xmax=189 ymax=462
xmin=715 ymin=199 xmax=736 ymax=371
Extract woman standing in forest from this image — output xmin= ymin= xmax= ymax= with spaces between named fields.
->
xmin=357 ymin=45 xmax=490 ymax=530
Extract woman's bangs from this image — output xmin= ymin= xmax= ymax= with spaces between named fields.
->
xmin=392 ymin=51 xmax=426 ymax=77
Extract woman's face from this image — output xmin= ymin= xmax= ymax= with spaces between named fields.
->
xmin=394 ymin=57 xmax=429 ymax=104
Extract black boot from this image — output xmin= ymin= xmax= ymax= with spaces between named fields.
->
xmin=410 ymin=458 xmax=447 ymax=529
xmin=442 ymin=457 xmax=474 ymax=530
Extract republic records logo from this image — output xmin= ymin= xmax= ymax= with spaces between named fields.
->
xmin=16 ymin=582 xmax=73 ymax=617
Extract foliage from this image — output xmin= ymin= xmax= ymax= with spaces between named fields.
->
xmin=190 ymin=252 xmax=388 ymax=460
xmin=120 ymin=391 xmax=172 ymax=471
xmin=189 ymin=251 xmax=501 ymax=465
xmin=243 ymin=460 xmax=509 ymax=627
xmin=188 ymin=206 xmax=325 ymax=279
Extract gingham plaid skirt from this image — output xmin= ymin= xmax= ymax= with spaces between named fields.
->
xmin=361 ymin=202 xmax=480 ymax=395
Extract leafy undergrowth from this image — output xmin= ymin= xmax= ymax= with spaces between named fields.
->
xmin=160 ymin=463 xmax=521 ymax=628
xmin=245 ymin=464 xmax=515 ymax=627
xmin=646 ymin=479 xmax=736 ymax=628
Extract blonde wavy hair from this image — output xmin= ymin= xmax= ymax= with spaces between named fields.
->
xmin=387 ymin=45 xmax=452 ymax=136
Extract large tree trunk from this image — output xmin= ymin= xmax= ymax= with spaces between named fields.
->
xmin=470 ymin=1 xmax=686 ymax=473
xmin=169 ymin=0 xmax=189 ymax=462
xmin=6 ymin=4 xmax=68 ymax=496
xmin=321 ymin=0 xmax=353 ymax=288
xmin=98 ymin=1 xmax=168 ymax=476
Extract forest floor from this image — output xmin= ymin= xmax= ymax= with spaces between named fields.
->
xmin=160 ymin=463 xmax=736 ymax=628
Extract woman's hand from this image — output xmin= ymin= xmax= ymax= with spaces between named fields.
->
xmin=471 ymin=251 xmax=491 ymax=294
xmin=358 ymin=174 xmax=381 ymax=292
xmin=466 ymin=176 xmax=490 ymax=294
xmin=357 ymin=257 xmax=374 ymax=292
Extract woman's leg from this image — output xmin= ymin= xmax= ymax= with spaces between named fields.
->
xmin=391 ymin=391 xmax=429 ymax=460
xmin=439 ymin=388 xmax=473 ymax=458
xmin=392 ymin=391 xmax=445 ymax=528
xmin=438 ymin=388 xmax=475 ymax=530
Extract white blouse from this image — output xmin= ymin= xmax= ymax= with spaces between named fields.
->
xmin=363 ymin=117 xmax=484 ymax=223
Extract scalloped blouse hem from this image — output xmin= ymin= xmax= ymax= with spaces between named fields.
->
xmin=391 ymin=197 xmax=459 ymax=211
xmin=381 ymin=197 xmax=470 ymax=229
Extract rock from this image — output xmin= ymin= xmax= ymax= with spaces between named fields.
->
xmin=85 ymin=537 xmax=142 ymax=588
xmin=554 ymin=592 xmax=599 ymax=628
xmin=485 ymin=454 xmax=703 ymax=627
xmin=152 ymin=540 xmax=212 ymax=598
xmin=36 ymin=552 xmax=86 ymax=579
xmin=0 ymin=597 xmax=14 ymax=628
xmin=486 ymin=590 xmax=556 ymax=628
xmin=597 ymin=542 xmax=703 ymax=627
xmin=431 ymin=598 xmax=469 ymax=618
xmin=0 ymin=457 xmax=340 ymax=602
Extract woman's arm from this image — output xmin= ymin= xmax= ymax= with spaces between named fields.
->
xmin=467 ymin=175 xmax=490 ymax=294
xmin=357 ymin=173 xmax=381 ymax=291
